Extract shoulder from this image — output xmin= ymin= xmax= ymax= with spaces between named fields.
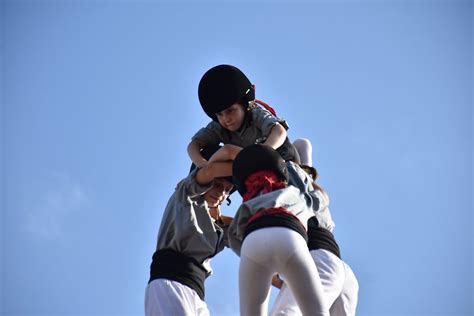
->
xmin=249 ymin=106 xmax=285 ymax=131
xmin=177 ymin=169 xmax=212 ymax=197
xmin=278 ymin=186 xmax=303 ymax=201
xmin=250 ymin=106 xmax=275 ymax=119
xmin=205 ymin=120 xmax=224 ymax=131
xmin=194 ymin=121 xmax=225 ymax=134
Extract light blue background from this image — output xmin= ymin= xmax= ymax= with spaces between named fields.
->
xmin=2 ymin=1 xmax=472 ymax=315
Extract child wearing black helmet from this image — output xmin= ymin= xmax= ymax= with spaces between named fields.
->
xmin=145 ymin=144 xmax=240 ymax=316
xmin=228 ymin=144 xmax=329 ymax=316
xmin=188 ymin=65 xmax=335 ymax=232
xmin=188 ymin=64 xmax=300 ymax=168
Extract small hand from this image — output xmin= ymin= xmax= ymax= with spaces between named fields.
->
xmin=218 ymin=215 xmax=233 ymax=226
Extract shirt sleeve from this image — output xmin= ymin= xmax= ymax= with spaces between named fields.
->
xmin=251 ymin=106 xmax=289 ymax=137
xmin=313 ymin=190 xmax=336 ymax=232
xmin=178 ymin=168 xmax=213 ymax=198
xmin=191 ymin=121 xmax=224 ymax=147
xmin=228 ymin=204 xmax=251 ymax=256
xmin=286 ymin=162 xmax=335 ymax=231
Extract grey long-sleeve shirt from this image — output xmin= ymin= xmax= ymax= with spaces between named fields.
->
xmin=191 ymin=106 xmax=287 ymax=148
xmin=155 ymin=169 xmax=227 ymax=275
xmin=286 ymin=161 xmax=335 ymax=232
xmin=228 ymin=186 xmax=315 ymax=256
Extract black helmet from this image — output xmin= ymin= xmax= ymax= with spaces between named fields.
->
xmin=232 ymin=144 xmax=288 ymax=196
xmin=198 ymin=64 xmax=255 ymax=121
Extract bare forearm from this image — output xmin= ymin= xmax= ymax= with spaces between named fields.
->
xmin=208 ymin=144 xmax=242 ymax=162
xmin=195 ymin=161 xmax=232 ymax=185
xmin=218 ymin=215 xmax=233 ymax=226
xmin=187 ymin=140 xmax=207 ymax=167
xmin=263 ymin=123 xmax=287 ymax=149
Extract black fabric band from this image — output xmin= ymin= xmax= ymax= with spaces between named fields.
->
xmin=307 ymin=217 xmax=341 ymax=259
xmin=243 ymin=213 xmax=308 ymax=243
xmin=148 ymin=249 xmax=208 ymax=300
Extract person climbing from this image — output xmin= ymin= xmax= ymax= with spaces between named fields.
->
xmin=270 ymin=138 xmax=359 ymax=316
xmin=145 ymin=144 xmax=241 ymax=316
xmin=187 ymin=64 xmax=300 ymax=168
xmin=228 ymin=144 xmax=329 ymax=316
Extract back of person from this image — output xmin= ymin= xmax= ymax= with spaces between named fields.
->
xmin=145 ymin=145 xmax=238 ymax=316
xmin=269 ymin=138 xmax=359 ymax=316
xmin=229 ymin=144 xmax=330 ymax=316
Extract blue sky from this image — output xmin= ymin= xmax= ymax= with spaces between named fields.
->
xmin=2 ymin=0 xmax=472 ymax=315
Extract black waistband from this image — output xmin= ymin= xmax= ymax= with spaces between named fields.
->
xmin=243 ymin=213 xmax=308 ymax=243
xmin=148 ymin=249 xmax=208 ymax=300
xmin=307 ymin=218 xmax=341 ymax=258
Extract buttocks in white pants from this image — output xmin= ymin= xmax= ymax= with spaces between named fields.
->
xmin=239 ymin=227 xmax=330 ymax=316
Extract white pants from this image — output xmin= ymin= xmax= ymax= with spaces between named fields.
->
xmin=239 ymin=227 xmax=330 ymax=316
xmin=270 ymin=249 xmax=359 ymax=316
xmin=145 ymin=279 xmax=210 ymax=316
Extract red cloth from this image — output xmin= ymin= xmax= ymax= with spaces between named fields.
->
xmin=242 ymin=170 xmax=286 ymax=202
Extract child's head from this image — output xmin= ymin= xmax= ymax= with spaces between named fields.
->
xmin=189 ymin=145 xmax=237 ymax=203
xmin=203 ymin=178 xmax=234 ymax=208
xmin=198 ymin=64 xmax=255 ymax=129
xmin=232 ymin=144 xmax=289 ymax=198
xmin=214 ymin=102 xmax=246 ymax=132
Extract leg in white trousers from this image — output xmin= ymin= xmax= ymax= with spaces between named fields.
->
xmin=328 ymin=260 xmax=358 ymax=316
xmin=145 ymin=279 xmax=210 ymax=316
xmin=270 ymin=249 xmax=359 ymax=316
xmin=239 ymin=227 xmax=330 ymax=316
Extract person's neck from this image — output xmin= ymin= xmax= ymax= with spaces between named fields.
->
xmin=208 ymin=207 xmax=220 ymax=221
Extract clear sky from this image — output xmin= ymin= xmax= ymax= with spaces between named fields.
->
xmin=2 ymin=0 xmax=472 ymax=315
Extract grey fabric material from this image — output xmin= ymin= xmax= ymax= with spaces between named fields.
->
xmin=192 ymin=106 xmax=288 ymax=148
xmin=286 ymin=162 xmax=335 ymax=232
xmin=228 ymin=186 xmax=314 ymax=256
xmin=155 ymin=169 xmax=226 ymax=275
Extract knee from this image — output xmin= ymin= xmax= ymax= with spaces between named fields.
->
xmin=292 ymin=138 xmax=312 ymax=166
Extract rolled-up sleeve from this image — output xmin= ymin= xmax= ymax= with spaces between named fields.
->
xmin=191 ymin=121 xmax=223 ymax=147
xmin=252 ymin=107 xmax=289 ymax=137
xmin=180 ymin=169 xmax=213 ymax=198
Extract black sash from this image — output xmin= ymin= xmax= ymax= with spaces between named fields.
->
xmin=149 ymin=249 xmax=208 ymax=300
xmin=243 ymin=212 xmax=308 ymax=243
xmin=307 ymin=217 xmax=341 ymax=259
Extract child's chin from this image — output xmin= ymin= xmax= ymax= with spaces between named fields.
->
xmin=224 ymin=124 xmax=240 ymax=132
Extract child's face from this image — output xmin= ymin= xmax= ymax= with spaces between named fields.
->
xmin=215 ymin=103 xmax=246 ymax=132
xmin=204 ymin=179 xmax=234 ymax=208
